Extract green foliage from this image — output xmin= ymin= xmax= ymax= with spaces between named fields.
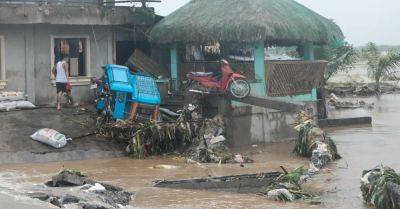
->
xmin=293 ymin=122 xmax=341 ymax=160
xmin=262 ymin=167 xmax=313 ymax=201
xmin=315 ymin=41 xmax=358 ymax=81
xmin=361 ymin=166 xmax=400 ymax=209
xmin=362 ymin=42 xmax=400 ymax=91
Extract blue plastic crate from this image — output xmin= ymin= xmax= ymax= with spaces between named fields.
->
xmin=131 ymin=74 xmax=161 ymax=105
xmin=106 ymin=64 xmax=134 ymax=93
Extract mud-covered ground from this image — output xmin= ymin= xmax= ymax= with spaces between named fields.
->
xmin=1 ymin=95 xmax=399 ymax=208
xmin=0 ymin=107 xmax=127 ymax=164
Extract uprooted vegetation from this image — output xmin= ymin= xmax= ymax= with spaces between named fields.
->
xmin=293 ymin=111 xmax=341 ymax=171
xmin=97 ymin=108 xmax=253 ymax=164
xmin=261 ymin=167 xmax=314 ymax=201
xmin=361 ymin=166 xmax=400 ymax=209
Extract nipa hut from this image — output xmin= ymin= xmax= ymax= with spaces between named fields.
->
xmin=150 ymin=0 xmax=343 ymax=100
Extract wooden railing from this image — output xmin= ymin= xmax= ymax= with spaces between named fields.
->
xmin=178 ymin=60 xmax=327 ymax=97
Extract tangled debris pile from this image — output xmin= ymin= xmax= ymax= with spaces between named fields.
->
xmin=97 ymin=106 xmax=252 ymax=164
xmin=361 ymin=166 xmax=400 ymax=209
xmin=185 ymin=115 xmax=253 ymax=164
xmin=261 ymin=167 xmax=313 ymax=201
xmin=30 ymin=169 xmax=133 ymax=209
xmin=293 ymin=111 xmax=341 ymax=171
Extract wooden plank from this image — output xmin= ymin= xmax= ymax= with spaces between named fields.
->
xmin=153 ymin=172 xmax=281 ymax=193
xmin=318 ymin=117 xmax=372 ymax=128
xmin=232 ymin=96 xmax=304 ymax=112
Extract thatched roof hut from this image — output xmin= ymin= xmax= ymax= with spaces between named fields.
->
xmin=150 ymin=0 xmax=343 ymax=46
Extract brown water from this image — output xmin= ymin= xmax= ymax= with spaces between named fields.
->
xmin=0 ymin=94 xmax=399 ymax=209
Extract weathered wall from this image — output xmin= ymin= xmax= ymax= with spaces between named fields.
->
xmin=0 ymin=24 xmax=115 ymax=105
xmin=0 ymin=25 xmax=27 ymax=92
xmin=0 ymin=4 xmax=154 ymax=26
xmin=34 ymin=25 xmax=113 ymax=105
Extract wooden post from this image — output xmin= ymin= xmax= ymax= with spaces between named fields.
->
xmin=151 ymin=105 xmax=160 ymax=122
xmin=253 ymin=41 xmax=266 ymax=96
xmin=170 ymin=45 xmax=179 ymax=91
xmin=130 ymin=102 xmax=139 ymax=121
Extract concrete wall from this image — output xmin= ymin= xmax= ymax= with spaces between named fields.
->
xmin=0 ymin=24 xmax=115 ymax=105
xmin=226 ymin=103 xmax=317 ymax=147
xmin=0 ymin=25 xmax=27 ymax=92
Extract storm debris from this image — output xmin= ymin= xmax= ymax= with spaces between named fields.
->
xmin=37 ymin=169 xmax=133 ymax=209
xmin=293 ymin=111 xmax=341 ymax=171
xmin=361 ymin=165 xmax=400 ymax=209
xmin=261 ymin=167 xmax=313 ymax=201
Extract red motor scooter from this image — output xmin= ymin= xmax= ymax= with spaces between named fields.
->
xmin=186 ymin=59 xmax=251 ymax=99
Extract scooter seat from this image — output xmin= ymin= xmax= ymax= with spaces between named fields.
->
xmin=189 ymin=72 xmax=214 ymax=77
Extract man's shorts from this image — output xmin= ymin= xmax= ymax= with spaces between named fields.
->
xmin=56 ymin=82 xmax=67 ymax=93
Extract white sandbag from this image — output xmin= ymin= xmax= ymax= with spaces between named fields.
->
xmin=16 ymin=101 xmax=36 ymax=109
xmin=30 ymin=128 xmax=71 ymax=148
xmin=0 ymin=103 xmax=5 ymax=111
xmin=1 ymin=101 xmax=17 ymax=111
xmin=0 ymin=91 xmax=25 ymax=102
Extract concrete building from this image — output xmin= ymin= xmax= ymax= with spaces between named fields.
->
xmin=0 ymin=0 xmax=155 ymax=105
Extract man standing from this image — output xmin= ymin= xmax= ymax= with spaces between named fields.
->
xmin=52 ymin=57 xmax=74 ymax=110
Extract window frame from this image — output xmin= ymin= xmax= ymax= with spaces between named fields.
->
xmin=0 ymin=35 xmax=6 ymax=89
xmin=50 ymin=35 xmax=91 ymax=86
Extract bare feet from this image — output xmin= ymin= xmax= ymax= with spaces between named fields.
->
xmin=57 ymin=104 xmax=61 ymax=111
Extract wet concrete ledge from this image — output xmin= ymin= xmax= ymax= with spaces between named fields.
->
xmin=318 ymin=117 xmax=372 ymax=128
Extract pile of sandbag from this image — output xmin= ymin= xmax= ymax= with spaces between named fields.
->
xmin=361 ymin=165 xmax=400 ymax=209
xmin=0 ymin=91 xmax=35 ymax=111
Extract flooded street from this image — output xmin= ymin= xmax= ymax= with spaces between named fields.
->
xmin=0 ymin=94 xmax=399 ymax=208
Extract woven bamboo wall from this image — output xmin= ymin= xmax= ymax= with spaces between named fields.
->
xmin=266 ymin=60 xmax=327 ymax=97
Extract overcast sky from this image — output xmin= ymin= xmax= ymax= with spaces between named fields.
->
xmin=142 ymin=0 xmax=400 ymax=47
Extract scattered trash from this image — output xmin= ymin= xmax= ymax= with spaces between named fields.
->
xmin=361 ymin=165 xmax=400 ymax=209
xmin=30 ymin=128 xmax=71 ymax=149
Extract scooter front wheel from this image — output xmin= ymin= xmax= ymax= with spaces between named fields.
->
xmin=229 ymin=78 xmax=251 ymax=99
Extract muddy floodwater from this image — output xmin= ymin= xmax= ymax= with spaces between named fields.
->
xmin=1 ymin=94 xmax=400 ymax=209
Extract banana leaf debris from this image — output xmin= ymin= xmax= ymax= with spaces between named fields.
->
xmin=294 ymin=111 xmax=341 ymax=172
xmin=97 ymin=105 xmax=253 ymax=164
xmin=261 ymin=167 xmax=314 ymax=201
xmin=361 ymin=165 xmax=400 ymax=209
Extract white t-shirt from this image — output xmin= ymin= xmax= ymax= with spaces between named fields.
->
xmin=55 ymin=61 xmax=68 ymax=83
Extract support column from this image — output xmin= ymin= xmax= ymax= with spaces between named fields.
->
xmin=253 ymin=41 xmax=266 ymax=96
xmin=303 ymin=41 xmax=315 ymax=61
xmin=25 ymin=25 xmax=35 ymax=104
xmin=170 ymin=45 xmax=179 ymax=91
xmin=303 ymin=41 xmax=317 ymax=101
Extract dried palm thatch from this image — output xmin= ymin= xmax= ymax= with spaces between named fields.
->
xmin=150 ymin=0 xmax=343 ymax=45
